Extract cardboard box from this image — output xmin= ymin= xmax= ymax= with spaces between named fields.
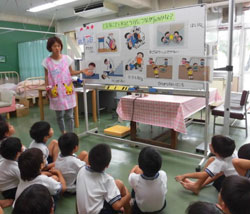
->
xmin=11 ymin=99 xmax=29 ymax=117
xmin=104 ymin=125 xmax=130 ymax=137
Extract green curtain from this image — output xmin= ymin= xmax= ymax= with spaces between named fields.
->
xmin=18 ymin=36 xmax=67 ymax=81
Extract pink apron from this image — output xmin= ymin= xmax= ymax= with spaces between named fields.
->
xmin=46 ymin=55 xmax=76 ymax=111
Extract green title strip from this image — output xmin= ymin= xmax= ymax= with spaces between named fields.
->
xmin=102 ymin=12 xmax=175 ymax=30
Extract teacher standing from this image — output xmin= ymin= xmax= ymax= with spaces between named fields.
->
xmin=42 ymin=36 xmax=93 ymax=134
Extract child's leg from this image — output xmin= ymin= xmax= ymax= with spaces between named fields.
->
xmin=55 ymin=110 xmax=66 ymax=134
xmin=178 ymin=157 xmax=216 ymax=194
xmin=65 ymin=108 xmax=74 ymax=133
xmin=77 ymin=150 xmax=88 ymax=164
xmin=115 ymin=180 xmax=131 ymax=214
xmin=48 ymin=140 xmax=59 ymax=162
xmin=202 ymin=172 xmax=224 ymax=187
xmin=232 ymin=158 xmax=250 ymax=176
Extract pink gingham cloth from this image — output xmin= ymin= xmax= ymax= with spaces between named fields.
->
xmin=116 ymin=88 xmax=221 ymax=134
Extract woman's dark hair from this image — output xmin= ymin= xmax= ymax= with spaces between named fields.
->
xmin=46 ymin=36 xmax=63 ymax=52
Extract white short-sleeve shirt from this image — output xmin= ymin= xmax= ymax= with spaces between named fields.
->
xmin=205 ymin=152 xmax=238 ymax=177
xmin=29 ymin=141 xmax=49 ymax=164
xmin=15 ymin=174 xmax=62 ymax=201
xmin=76 ymin=166 xmax=121 ymax=214
xmin=55 ymin=154 xmax=85 ymax=193
xmin=42 ymin=55 xmax=73 ymax=70
xmin=128 ymin=170 xmax=167 ymax=212
xmin=0 ymin=159 xmax=20 ymax=191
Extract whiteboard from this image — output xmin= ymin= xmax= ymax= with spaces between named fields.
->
xmin=76 ymin=4 xmax=212 ymax=90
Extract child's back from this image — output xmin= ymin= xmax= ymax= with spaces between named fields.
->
xmin=15 ymin=148 xmax=65 ymax=201
xmin=129 ymin=147 xmax=167 ymax=213
xmin=29 ymin=121 xmax=59 ymax=166
xmin=55 ymin=133 xmax=87 ymax=193
xmin=77 ymin=165 xmax=121 ymax=213
xmin=76 ymin=144 xmax=130 ymax=214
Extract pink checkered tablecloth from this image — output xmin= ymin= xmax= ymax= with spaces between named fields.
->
xmin=116 ymin=88 xmax=221 ymax=134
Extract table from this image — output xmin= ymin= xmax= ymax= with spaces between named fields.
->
xmin=117 ymin=88 xmax=221 ymax=149
xmin=38 ymin=87 xmax=97 ymax=128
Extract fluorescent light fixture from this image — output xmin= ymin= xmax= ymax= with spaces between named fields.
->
xmin=27 ymin=0 xmax=78 ymax=12
xmin=74 ymin=1 xmax=118 ymax=18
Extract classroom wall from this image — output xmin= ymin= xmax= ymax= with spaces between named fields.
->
xmin=158 ymin=0 xmax=198 ymax=9
xmin=0 ymin=21 xmax=55 ymax=73
xmin=0 ymin=13 xmax=51 ymax=26
xmin=56 ymin=5 xmax=151 ymax=33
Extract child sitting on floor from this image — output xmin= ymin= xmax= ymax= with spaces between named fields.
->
xmin=0 ymin=138 xmax=23 ymax=207
xmin=15 ymin=148 xmax=66 ymax=201
xmin=29 ymin=121 xmax=59 ymax=169
xmin=55 ymin=132 xmax=88 ymax=193
xmin=128 ymin=146 xmax=167 ymax=214
xmin=175 ymin=135 xmax=238 ymax=194
xmin=76 ymin=143 xmax=131 ymax=214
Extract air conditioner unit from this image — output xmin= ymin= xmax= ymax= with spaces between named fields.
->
xmin=74 ymin=1 xmax=118 ymax=18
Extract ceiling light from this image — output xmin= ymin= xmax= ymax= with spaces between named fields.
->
xmin=27 ymin=0 xmax=78 ymax=12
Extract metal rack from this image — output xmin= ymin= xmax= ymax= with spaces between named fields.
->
xmin=78 ymin=81 xmax=210 ymax=170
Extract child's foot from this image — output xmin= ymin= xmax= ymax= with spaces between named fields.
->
xmin=175 ymin=175 xmax=185 ymax=182
xmin=180 ymin=180 xmax=200 ymax=195
xmin=0 ymin=199 xmax=13 ymax=208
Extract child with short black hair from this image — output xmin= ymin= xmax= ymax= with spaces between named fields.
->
xmin=129 ymin=146 xmax=167 ymax=214
xmin=12 ymin=184 xmax=54 ymax=214
xmin=0 ymin=137 xmax=22 ymax=207
xmin=219 ymin=175 xmax=250 ymax=214
xmin=0 ymin=120 xmax=15 ymax=142
xmin=55 ymin=132 xmax=88 ymax=193
xmin=15 ymin=148 xmax=66 ymax=201
xmin=29 ymin=121 xmax=59 ymax=168
xmin=186 ymin=201 xmax=223 ymax=214
xmin=76 ymin=143 xmax=131 ymax=214
xmin=176 ymin=135 xmax=237 ymax=194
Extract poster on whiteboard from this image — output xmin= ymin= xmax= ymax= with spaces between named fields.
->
xmin=75 ymin=4 xmax=211 ymax=90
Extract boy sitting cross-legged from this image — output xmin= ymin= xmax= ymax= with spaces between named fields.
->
xmin=55 ymin=132 xmax=88 ymax=193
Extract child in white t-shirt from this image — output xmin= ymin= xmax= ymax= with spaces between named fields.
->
xmin=55 ymin=132 xmax=88 ymax=193
xmin=176 ymin=135 xmax=238 ymax=195
xmin=15 ymin=148 xmax=66 ymax=201
xmin=0 ymin=137 xmax=23 ymax=207
xmin=129 ymin=146 xmax=167 ymax=214
xmin=76 ymin=144 xmax=131 ymax=214
xmin=29 ymin=121 xmax=59 ymax=169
